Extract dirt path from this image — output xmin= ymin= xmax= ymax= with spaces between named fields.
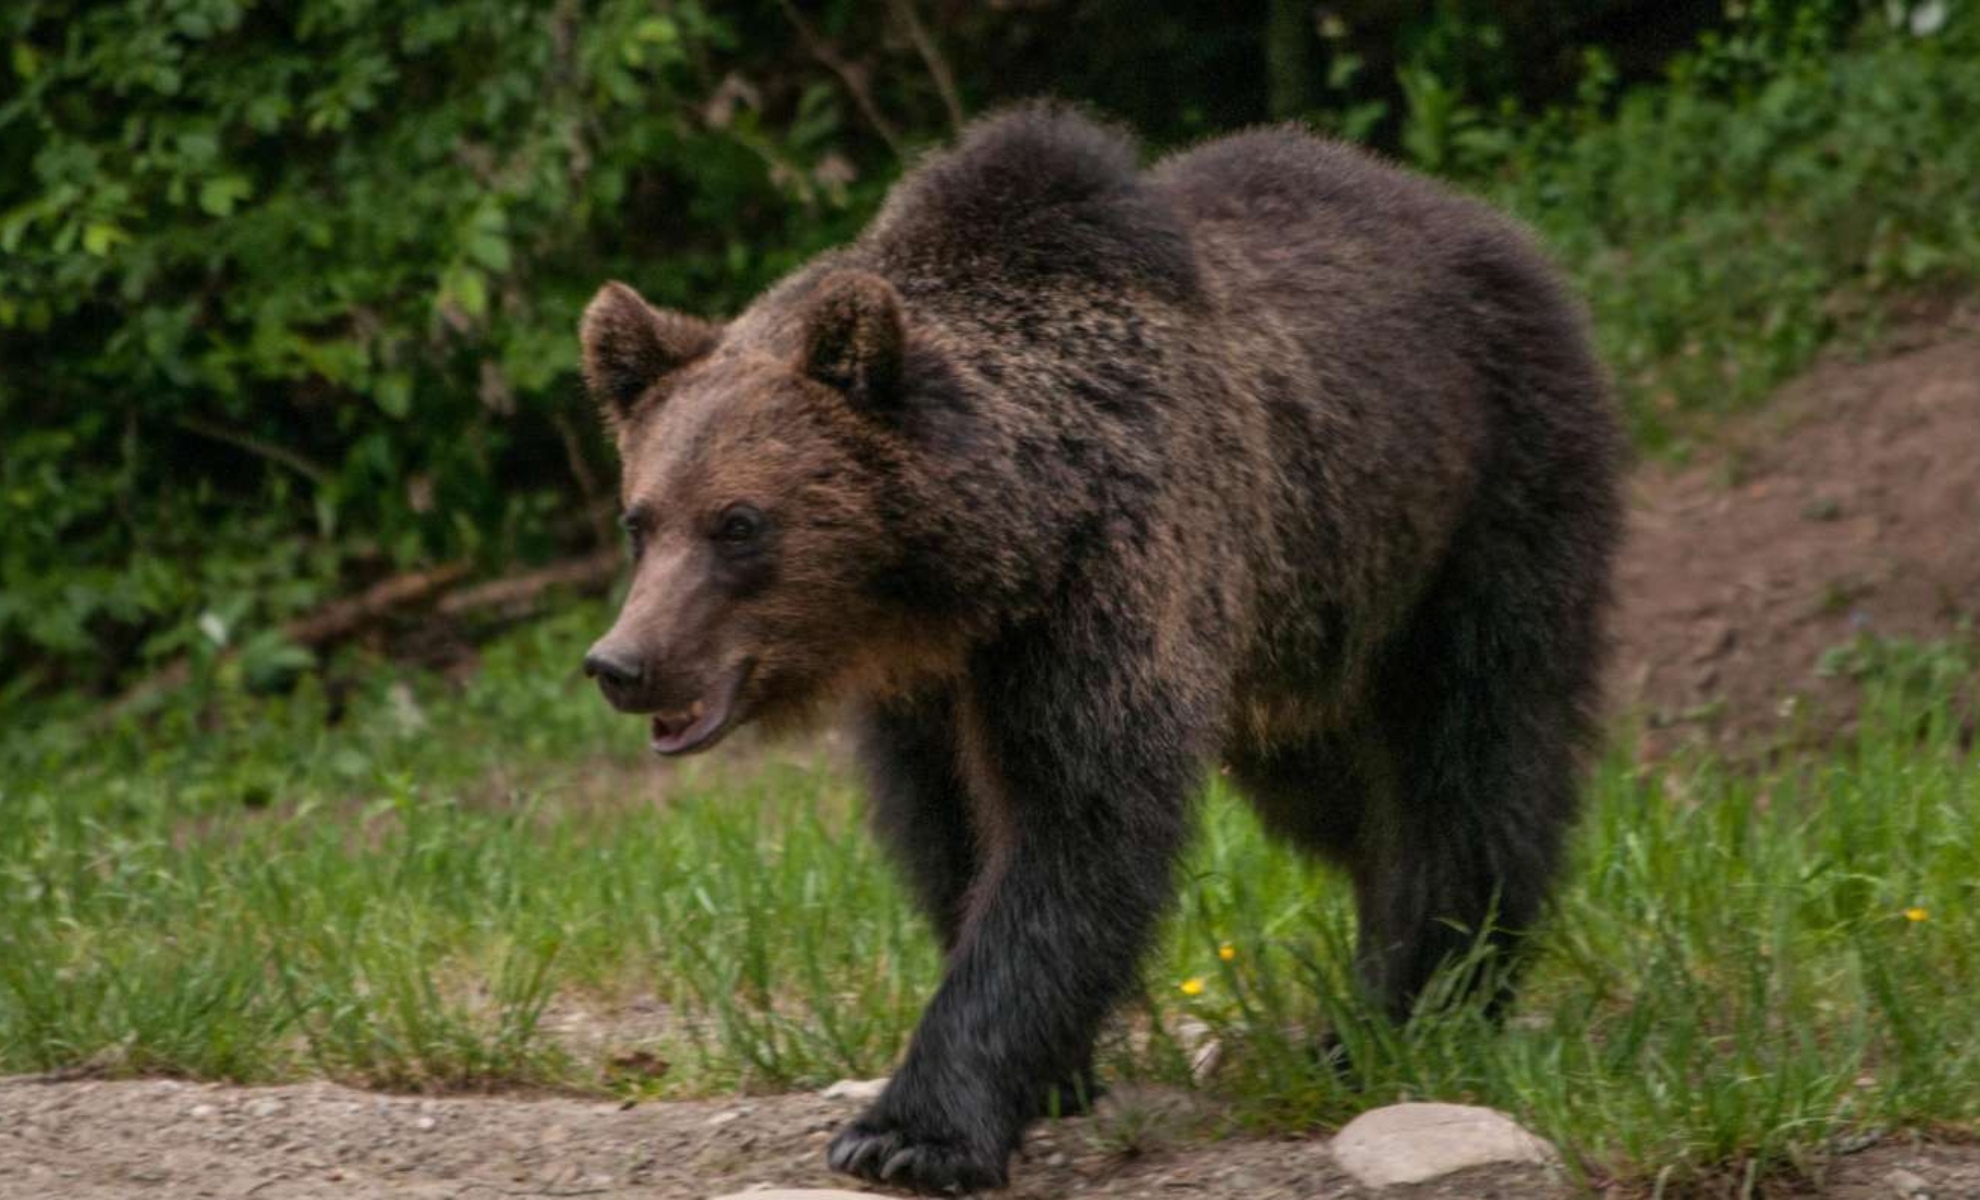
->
xmin=4 ymin=1077 xmax=1979 ymax=1199
xmin=7 ymin=314 xmax=1980 ymax=1198
xmin=0 ymin=1077 xmax=1550 ymax=1199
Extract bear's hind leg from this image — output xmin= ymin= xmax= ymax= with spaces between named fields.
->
xmin=1227 ymin=729 xmax=1380 ymax=866
xmin=1354 ymin=557 xmax=1604 ymax=1022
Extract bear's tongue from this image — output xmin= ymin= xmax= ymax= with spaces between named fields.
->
xmin=645 ymin=661 xmax=752 ymax=756
xmin=649 ymin=700 xmax=705 ymax=743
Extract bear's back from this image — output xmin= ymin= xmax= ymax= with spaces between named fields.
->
xmin=1151 ymin=127 xmax=1577 ymax=355
xmin=857 ymin=103 xmax=1200 ymax=310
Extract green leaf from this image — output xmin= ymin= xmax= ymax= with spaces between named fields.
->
xmin=176 ymin=130 xmax=219 ymax=162
xmin=1898 ymin=241 xmax=1947 ymax=281
xmin=81 ymin=222 xmax=126 ymax=257
xmin=197 ymin=175 xmax=252 ymax=217
xmin=466 ymin=231 xmax=511 ymax=273
xmin=245 ymin=93 xmax=290 ymax=132
xmin=375 ymin=373 xmax=412 ymax=419
xmin=634 ymin=17 xmax=678 ymax=46
xmin=456 ymin=269 xmax=488 ymax=319
xmin=438 ymin=266 xmax=488 ymax=322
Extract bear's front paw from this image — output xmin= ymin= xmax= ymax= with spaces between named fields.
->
xmin=826 ymin=1114 xmax=1008 ymax=1193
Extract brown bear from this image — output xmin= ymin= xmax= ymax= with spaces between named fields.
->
xmin=579 ymin=104 xmax=1621 ymax=1192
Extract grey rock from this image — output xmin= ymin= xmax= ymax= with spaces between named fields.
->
xmin=819 ymin=1077 xmax=889 ymax=1102
xmin=1886 ymin=1166 xmax=1933 ymax=1199
xmin=1331 ymin=1102 xmax=1557 ymax=1189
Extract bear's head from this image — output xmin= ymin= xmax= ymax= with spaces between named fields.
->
xmin=578 ymin=269 xmax=949 ymax=755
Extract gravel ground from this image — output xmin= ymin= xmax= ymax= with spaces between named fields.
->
xmin=0 ymin=1076 xmax=1559 ymax=1199
xmin=6 ymin=1076 xmax=1979 ymax=1199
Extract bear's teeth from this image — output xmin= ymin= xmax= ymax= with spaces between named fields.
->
xmin=689 ymin=700 xmax=705 ymax=721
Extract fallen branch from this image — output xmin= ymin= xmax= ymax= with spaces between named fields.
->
xmin=286 ymin=560 xmax=474 ymax=645
xmin=101 ymin=560 xmax=471 ymax=720
xmin=99 ymin=545 xmax=631 ymax=721
xmin=436 ymin=548 xmax=622 ymax=618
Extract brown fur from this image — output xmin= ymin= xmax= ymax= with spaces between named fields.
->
xmin=580 ymin=103 xmax=1623 ymax=1191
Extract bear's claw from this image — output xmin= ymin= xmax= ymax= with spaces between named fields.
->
xmin=827 ymin=1119 xmax=1007 ymax=1193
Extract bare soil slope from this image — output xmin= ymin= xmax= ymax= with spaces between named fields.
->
xmin=1614 ymin=304 xmax=1980 ymax=755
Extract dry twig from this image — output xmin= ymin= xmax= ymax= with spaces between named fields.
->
xmin=888 ymin=0 xmax=965 ymax=133
xmin=777 ymin=0 xmax=908 ymax=158
xmin=174 ymin=414 xmax=334 ymax=487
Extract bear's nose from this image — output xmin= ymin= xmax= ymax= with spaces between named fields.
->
xmin=582 ymin=646 xmax=643 ymax=690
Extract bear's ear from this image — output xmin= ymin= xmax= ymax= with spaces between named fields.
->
xmin=579 ymin=281 xmax=720 ymax=431
xmin=800 ymin=270 xmax=904 ymax=414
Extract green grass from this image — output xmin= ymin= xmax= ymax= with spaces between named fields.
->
xmin=2 ymin=607 xmax=1977 ymax=1189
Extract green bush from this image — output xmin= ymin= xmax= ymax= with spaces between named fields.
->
xmin=1469 ymin=4 xmax=1980 ymax=450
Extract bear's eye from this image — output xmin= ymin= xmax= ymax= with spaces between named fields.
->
xmin=713 ymin=503 xmax=766 ymax=551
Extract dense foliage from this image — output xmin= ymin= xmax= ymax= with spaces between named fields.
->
xmin=0 ymin=1 xmax=893 ymax=699
xmin=1 ymin=0 xmax=1973 ymax=703
xmin=1486 ymin=3 xmax=1980 ymax=450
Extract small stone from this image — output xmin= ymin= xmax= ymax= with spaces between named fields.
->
xmin=1332 ymin=1102 xmax=1557 ymax=1189
xmin=245 ymin=1098 xmax=285 ymax=1119
xmin=1170 ymin=1017 xmax=1223 ymax=1084
xmin=1189 ymin=1036 xmax=1223 ymax=1083
xmin=1885 ymin=1167 xmax=1933 ymax=1199
xmin=819 ymin=1077 xmax=889 ymax=1102
xmin=705 ymin=1109 xmax=746 ymax=1127
xmin=411 ymin=1116 xmax=437 ymax=1132
xmin=189 ymin=1104 xmax=219 ymax=1119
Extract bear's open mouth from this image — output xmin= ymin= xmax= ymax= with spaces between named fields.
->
xmin=648 ymin=660 xmax=753 ymax=756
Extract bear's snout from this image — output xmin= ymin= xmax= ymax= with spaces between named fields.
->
xmin=581 ymin=639 xmax=683 ymax=713
xmin=581 ymin=645 xmax=642 ymax=692
xmin=584 ymin=635 xmax=753 ymax=756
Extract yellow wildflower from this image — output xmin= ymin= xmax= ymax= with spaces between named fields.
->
xmin=1904 ymin=906 xmax=1929 ymax=922
xmin=1218 ymin=943 xmax=1237 ymax=962
xmin=1178 ymin=977 xmax=1205 ymax=997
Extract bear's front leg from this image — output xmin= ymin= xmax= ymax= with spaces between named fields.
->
xmin=828 ymin=642 xmax=1202 ymax=1192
